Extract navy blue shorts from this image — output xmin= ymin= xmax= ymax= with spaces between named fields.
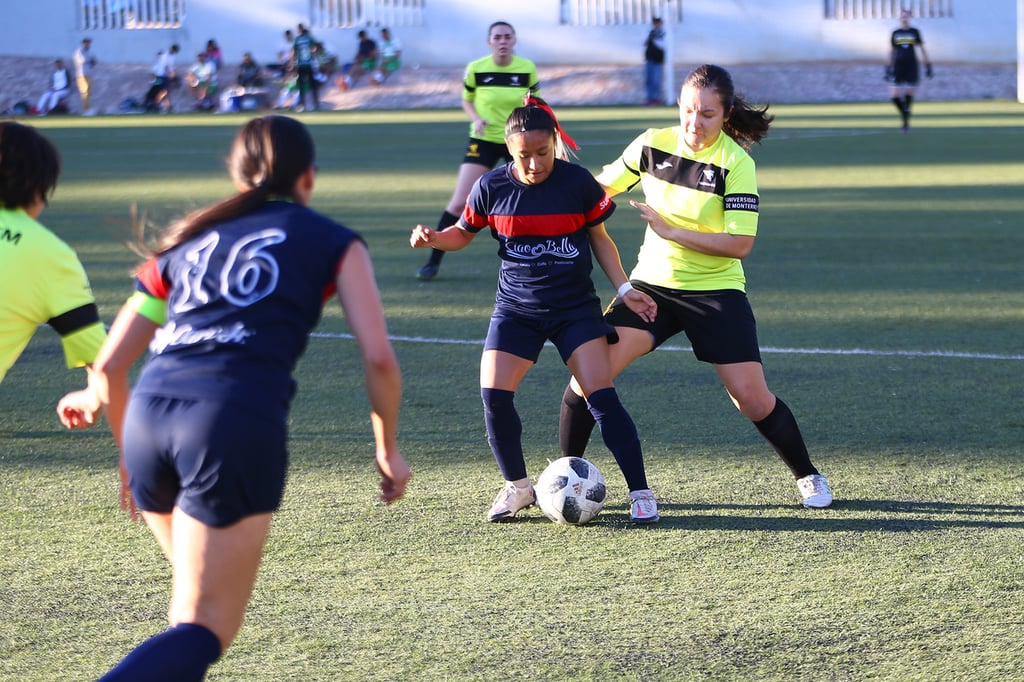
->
xmin=122 ymin=394 xmax=289 ymax=527
xmin=605 ymin=284 xmax=762 ymax=365
xmin=484 ymin=311 xmax=617 ymax=364
xmin=462 ymin=138 xmax=512 ymax=168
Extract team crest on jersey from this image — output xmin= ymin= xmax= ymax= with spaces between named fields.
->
xmin=699 ymin=168 xmax=717 ymax=188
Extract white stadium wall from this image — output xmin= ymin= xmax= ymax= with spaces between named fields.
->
xmin=0 ymin=0 xmax=1016 ymax=69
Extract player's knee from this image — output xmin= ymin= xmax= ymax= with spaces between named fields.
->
xmin=727 ymin=387 xmax=774 ymax=421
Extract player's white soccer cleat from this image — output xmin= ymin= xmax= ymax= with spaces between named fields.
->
xmin=629 ymin=489 xmax=660 ymax=524
xmin=797 ymin=474 xmax=833 ymax=508
xmin=487 ymin=482 xmax=536 ymax=522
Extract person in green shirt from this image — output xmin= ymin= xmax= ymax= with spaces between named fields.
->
xmin=558 ymin=65 xmax=833 ymax=510
xmin=0 ymin=122 xmax=106 ymax=395
xmin=415 ymin=20 xmax=539 ymax=281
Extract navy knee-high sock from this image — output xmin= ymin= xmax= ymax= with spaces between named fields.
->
xmin=559 ymin=384 xmax=596 ymax=457
xmin=586 ymin=387 xmax=649 ymax=492
xmin=425 ymin=211 xmax=459 ymax=267
xmin=481 ymin=387 xmax=526 ymax=481
xmin=753 ymin=397 xmax=818 ymax=479
xmin=99 ymin=622 xmax=221 ymax=682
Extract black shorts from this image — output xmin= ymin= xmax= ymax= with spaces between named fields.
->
xmin=892 ymin=61 xmax=920 ymax=86
xmin=122 ymin=394 xmax=289 ymax=527
xmin=605 ymin=283 xmax=762 ymax=365
xmin=462 ymin=138 xmax=512 ymax=168
xmin=484 ymin=310 xmax=617 ymax=364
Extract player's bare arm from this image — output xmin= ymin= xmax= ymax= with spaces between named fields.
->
xmin=588 ymin=223 xmax=656 ymax=323
xmin=630 ymin=199 xmax=755 ymax=259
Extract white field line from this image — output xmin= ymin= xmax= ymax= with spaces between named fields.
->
xmin=309 ymin=332 xmax=1024 ymax=362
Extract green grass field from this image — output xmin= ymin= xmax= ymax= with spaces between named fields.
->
xmin=2 ymin=100 xmax=1023 ymax=681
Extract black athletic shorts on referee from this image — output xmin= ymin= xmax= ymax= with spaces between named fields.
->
xmin=604 ymin=282 xmax=763 ymax=365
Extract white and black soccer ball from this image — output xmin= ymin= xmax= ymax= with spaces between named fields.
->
xmin=535 ymin=456 xmax=606 ymax=525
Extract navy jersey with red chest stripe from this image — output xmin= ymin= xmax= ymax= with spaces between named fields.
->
xmin=133 ymin=200 xmax=363 ymax=403
xmin=461 ymin=159 xmax=615 ymax=318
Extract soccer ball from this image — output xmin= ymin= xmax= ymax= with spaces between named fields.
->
xmin=535 ymin=457 xmax=607 ymax=525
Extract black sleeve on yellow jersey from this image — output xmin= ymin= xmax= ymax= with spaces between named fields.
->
xmin=49 ymin=302 xmax=102 ymax=337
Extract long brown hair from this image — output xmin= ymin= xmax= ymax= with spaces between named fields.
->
xmin=683 ymin=64 xmax=773 ymax=150
xmin=139 ymin=115 xmax=315 ymax=256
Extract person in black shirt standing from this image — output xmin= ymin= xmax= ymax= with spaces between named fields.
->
xmin=887 ymin=9 xmax=932 ymax=132
xmin=643 ymin=17 xmax=666 ymax=106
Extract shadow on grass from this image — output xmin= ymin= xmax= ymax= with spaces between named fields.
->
xmin=479 ymin=499 xmax=1024 ymax=531
xmin=623 ymin=499 xmax=1024 ymax=532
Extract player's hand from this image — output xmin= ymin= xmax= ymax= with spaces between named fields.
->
xmin=472 ymin=118 xmax=488 ymax=136
xmin=56 ymin=389 xmax=102 ymax=429
xmin=925 ymin=63 xmax=933 ymax=78
xmin=410 ymin=224 xmax=434 ymax=248
xmin=621 ymin=288 xmax=657 ymax=323
xmin=630 ymin=200 xmax=677 ymax=241
xmin=884 ymin=65 xmax=895 ymax=82
xmin=377 ymin=450 xmax=411 ymax=504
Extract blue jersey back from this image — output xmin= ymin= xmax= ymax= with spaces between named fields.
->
xmin=462 ymin=160 xmax=615 ymax=317
xmin=134 ymin=200 xmax=362 ymax=402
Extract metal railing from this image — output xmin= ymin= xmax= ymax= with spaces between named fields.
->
xmin=310 ymin=0 xmax=425 ymax=29
xmin=79 ymin=0 xmax=184 ymax=30
xmin=825 ymin=0 xmax=954 ymax=19
xmin=559 ymin=0 xmax=683 ymax=26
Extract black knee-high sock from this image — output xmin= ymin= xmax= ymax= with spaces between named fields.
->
xmin=753 ymin=397 xmax=818 ymax=479
xmin=891 ymin=96 xmax=909 ymax=125
xmin=481 ymin=387 xmax=526 ymax=481
xmin=559 ymin=384 xmax=596 ymax=457
xmin=425 ymin=211 xmax=459 ymax=267
xmin=587 ymin=387 xmax=649 ymax=492
xmin=100 ymin=623 xmax=221 ymax=682
xmin=903 ymin=94 xmax=913 ymax=118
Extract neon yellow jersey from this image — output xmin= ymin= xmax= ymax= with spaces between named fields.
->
xmin=463 ymin=54 xmax=540 ymax=144
xmin=596 ymin=127 xmax=759 ymax=292
xmin=0 ymin=208 xmax=106 ymax=381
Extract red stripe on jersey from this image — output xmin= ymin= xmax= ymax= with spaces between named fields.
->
xmin=136 ymin=259 xmax=170 ymax=300
xmin=489 ymin=213 xmax=587 ymax=238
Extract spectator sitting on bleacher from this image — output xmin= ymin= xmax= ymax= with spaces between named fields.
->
xmin=36 ymin=59 xmax=73 ymax=115
xmin=372 ymin=28 xmax=402 ymax=85
xmin=337 ymin=30 xmax=377 ymax=91
xmin=237 ymin=52 xmax=264 ymax=88
xmin=187 ymin=52 xmax=218 ymax=110
xmin=266 ymin=29 xmax=294 ymax=79
xmin=218 ymin=53 xmax=271 ymax=113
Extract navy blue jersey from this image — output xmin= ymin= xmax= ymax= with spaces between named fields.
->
xmin=460 ymin=159 xmax=615 ymax=318
xmin=133 ymin=200 xmax=363 ymax=403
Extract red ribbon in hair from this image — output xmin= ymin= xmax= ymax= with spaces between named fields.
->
xmin=523 ymin=95 xmax=581 ymax=151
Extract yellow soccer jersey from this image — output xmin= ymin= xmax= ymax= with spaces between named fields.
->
xmin=463 ymin=54 xmax=540 ymax=144
xmin=597 ymin=127 xmax=759 ymax=292
xmin=0 ymin=208 xmax=106 ymax=381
